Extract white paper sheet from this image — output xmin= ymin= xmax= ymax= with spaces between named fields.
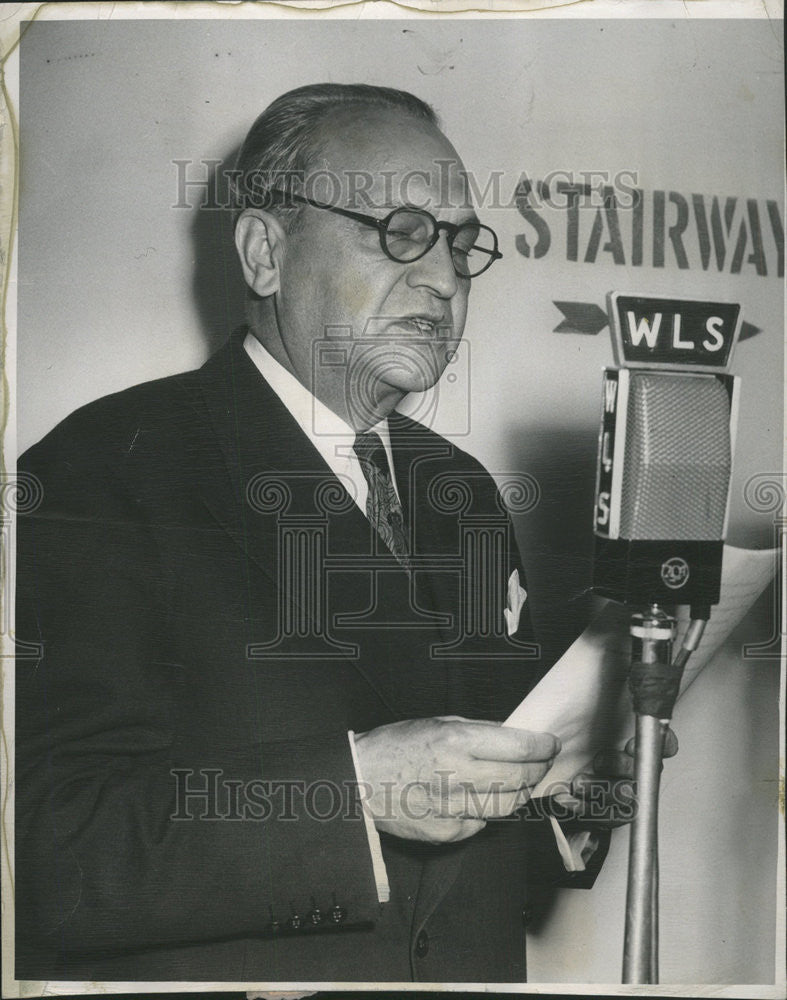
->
xmin=505 ymin=545 xmax=779 ymax=798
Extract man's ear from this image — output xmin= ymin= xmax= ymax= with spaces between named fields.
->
xmin=234 ymin=210 xmax=286 ymax=296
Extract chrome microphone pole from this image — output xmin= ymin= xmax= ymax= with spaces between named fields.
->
xmin=622 ymin=605 xmax=676 ymax=984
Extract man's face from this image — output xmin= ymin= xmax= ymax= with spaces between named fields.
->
xmin=273 ymin=108 xmax=475 ymax=425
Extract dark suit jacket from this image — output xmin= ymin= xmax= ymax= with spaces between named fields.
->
xmin=15 ymin=330 xmax=606 ymax=983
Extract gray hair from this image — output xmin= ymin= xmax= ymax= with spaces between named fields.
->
xmin=232 ymin=82 xmax=438 ymax=230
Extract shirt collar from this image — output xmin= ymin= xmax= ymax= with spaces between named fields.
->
xmin=242 ymin=331 xmax=398 ymax=502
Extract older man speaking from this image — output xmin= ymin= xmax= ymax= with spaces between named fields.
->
xmin=16 ymin=83 xmax=612 ymax=985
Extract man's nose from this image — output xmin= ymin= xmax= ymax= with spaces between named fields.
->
xmin=405 ymin=232 xmax=460 ymax=298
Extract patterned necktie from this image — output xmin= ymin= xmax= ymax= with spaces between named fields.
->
xmin=353 ymin=431 xmax=411 ymax=570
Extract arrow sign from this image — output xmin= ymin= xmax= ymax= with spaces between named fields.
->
xmin=554 ymin=299 xmax=763 ymax=347
xmin=553 ymin=301 xmax=609 ymax=335
xmin=739 ymin=321 xmax=762 ymax=341
xmin=608 ymin=293 xmax=744 ymax=371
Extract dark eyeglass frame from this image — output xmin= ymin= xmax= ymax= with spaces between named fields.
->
xmin=270 ymin=190 xmax=503 ymax=278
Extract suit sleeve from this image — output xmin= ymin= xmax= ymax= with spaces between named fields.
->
xmin=15 ymin=422 xmax=379 ymax=972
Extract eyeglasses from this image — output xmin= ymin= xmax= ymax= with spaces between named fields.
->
xmin=271 ymin=190 xmax=503 ymax=279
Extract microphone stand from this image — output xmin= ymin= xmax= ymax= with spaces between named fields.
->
xmin=622 ymin=607 xmax=709 ymax=983
xmin=622 ymin=605 xmax=678 ymax=984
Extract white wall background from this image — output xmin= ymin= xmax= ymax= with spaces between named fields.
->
xmin=15 ymin=16 xmax=784 ymax=986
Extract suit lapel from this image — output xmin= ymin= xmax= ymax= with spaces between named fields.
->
xmin=196 ymin=331 xmax=370 ymax=573
xmin=193 ymin=334 xmax=448 ymax=718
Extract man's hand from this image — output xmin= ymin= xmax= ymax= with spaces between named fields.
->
xmin=353 ymin=717 xmax=560 ymax=844
xmin=552 ymin=728 xmax=679 ymax=829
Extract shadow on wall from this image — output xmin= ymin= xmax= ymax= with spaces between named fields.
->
xmin=506 ymin=423 xmax=600 ymax=670
xmin=190 ymin=150 xmax=248 ymax=357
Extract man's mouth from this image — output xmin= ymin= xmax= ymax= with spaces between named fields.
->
xmin=399 ymin=315 xmax=449 ymax=336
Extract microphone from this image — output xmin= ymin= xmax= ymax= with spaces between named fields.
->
xmin=591 ymin=293 xmax=741 ymax=610
xmin=590 ymin=292 xmax=743 ymax=985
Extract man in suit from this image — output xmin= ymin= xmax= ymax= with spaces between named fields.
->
xmin=16 ymin=83 xmax=628 ymax=984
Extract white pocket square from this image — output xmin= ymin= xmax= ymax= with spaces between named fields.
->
xmin=503 ymin=568 xmax=527 ymax=637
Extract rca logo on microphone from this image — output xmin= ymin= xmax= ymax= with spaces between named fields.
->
xmin=608 ymin=293 xmax=741 ymax=371
xmin=661 ymin=557 xmax=690 ymax=590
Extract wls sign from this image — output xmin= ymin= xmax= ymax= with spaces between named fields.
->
xmin=608 ymin=292 xmax=741 ymax=371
